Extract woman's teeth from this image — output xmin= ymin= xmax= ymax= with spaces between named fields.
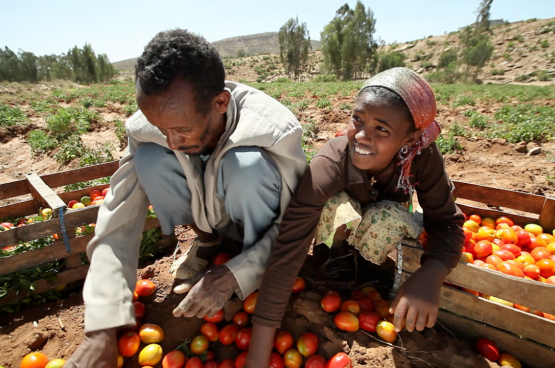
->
xmin=355 ymin=144 xmax=373 ymax=155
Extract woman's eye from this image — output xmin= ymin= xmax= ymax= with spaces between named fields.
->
xmin=352 ymin=115 xmax=362 ymax=123
xmin=376 ymin=126 xmax=390 ymax=134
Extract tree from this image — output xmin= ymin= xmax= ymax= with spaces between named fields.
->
xmin=320 ymin=1 xmax=377 ymax=80
xmin=278 ymin=17 xmax=311 ymax=79
xmin=475 ymin=0 xmax=494 ymax=34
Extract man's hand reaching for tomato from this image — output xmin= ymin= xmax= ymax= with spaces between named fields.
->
xmin=173 ymin=265 xmax=239 ymax=319
xmin=389 ymin=258 xmax=449 ymax=333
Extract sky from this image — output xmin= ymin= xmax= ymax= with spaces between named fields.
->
xmin=1 ymin=0 xmax=554 ymax=63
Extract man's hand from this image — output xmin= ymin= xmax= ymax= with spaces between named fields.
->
xmin=64 ymin=328 xmax=118 ymax=368
xmin=173 ymin=265 xmax=239 ymax=319
xmin=389 ymin=258 xmax=449 ymax=333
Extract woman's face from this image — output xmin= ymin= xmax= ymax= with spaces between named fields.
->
xmin=347 ymin=92 xmax=420 ymax=175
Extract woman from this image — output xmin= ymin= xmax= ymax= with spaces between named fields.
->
xmin=244 ymin=67 xmax=465 ymax=367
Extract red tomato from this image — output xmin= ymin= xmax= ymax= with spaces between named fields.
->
xmin=139 ymin=323 xmax=165 ymax=343
xmin=531 ymin=247 xmax=551 ymax=262
xmin=297 ymin=332 xmax=319 ymax=357
xmin=274 ymin=330 xmax=294 ymax=355
xmin=358 ymin=298 xmax=374 ymax=311
xmin=350 ymin=290 xmax=364 ymax=300
xmin=334 ymin=129 xmax=347 ymax=137
xmin=200 ymin=322 xmax=219 ymax=342
xmin=523 ymin=264 xmax=540 ymax=279
xmin=190 ymin=335 xmax=209 ymax=355
xmin=506 ymin=259 xmax=524 ymax=270
xmin=270 ymin=352 xmax=285 ymax=368
xmin=204 ymin=309 xmax=224 ymax=323
xmin=469 ymin=214 xmax=481 ymax=224
xmin=305 ymin=355 xmax=326 ymax=368
xmin=358 ymin=311 xmax=381 ymax=333
xmin=474 ymin=240 xmax=493 ymax=258
xmin=500 ymin=243 xmax=522 ymax=258
xmin=325 ymin=352 xmax=352 ymax=368
xmin=185 ymin=357 xmax=203 ymax=368
xmin=321 ymin=293 xmax=341 ymax=313
xmin=495 ymin=216 xmax=514 ymax=227
xmin=134 ymin=301 xmax=146 ymax=319
xmin=235 ymin=327 xmax=252 ymax=351
xmin=529 ymin=237 xmax=548 ymax=250
xmin=243 ymin=291 xmax=258 ymax=314
xmin=235 ymin=351 xmax=248 ymax=368
xmin=205 ymin=362 xmax=218 ymax=368
xmin=516 ymin=230 xmax=532 ymax=247
xmin=218 ymin=359 xmax=235 ymax=368
xmin=232 ymin=311 xmax=249 ymax=327
xmin=135 ymin=279 xmax=156 ymax=297
xmin=292 ymin=277 xmax=306 ymax=293
xmin=547 ymin=276 xmax=555 ymax=285
xmin=219 ymin=324 xmax=239 ymax=345
xmin=373 ymin=299 xmax=390 ymax=318
xmin=283 ymin=349 xmax=303 ymax=368
xmin=376 ymin=321 xmax=397 ymax=343
xmin=118 ymin=331 xmax=141 ymax=357
xmin=334 ymin=311 xmax=359 ymax=332
xmin=475 ymin=337 xmax=499 ymax=362
xmin=493 ymin=249 xmax=515 ymax=261
xmin=162 ymin=350 xmax=186 ymax=368
xmin=205 ymin=351 xmax=215 ymax=362
xmin=536 ymin=259 xmax=555 ymax=278
xmin=497 ymin=261 xmax=524 ymax=277
xmin=340 ymin=300 xmax=360 ymax=316
xmin=90 ymin=189 xmax=101 ymax=200
xmin=20 ymin=352 xmax=49 ymax=368
xmin=102 ymin=187 xmax=109 ymax=197
xmin=327 ymin=290 xmax=341 ymax=297
xmin=213 ymin=252 xmax=231 ymax=265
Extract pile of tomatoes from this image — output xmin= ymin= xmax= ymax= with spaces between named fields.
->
xmin=67 ymin=187 xmax=109 ymax=209
xmin=422 ymin=213 xmax=555 ymax=320
xmin=475 ymin=336 xmax=522 ymax=368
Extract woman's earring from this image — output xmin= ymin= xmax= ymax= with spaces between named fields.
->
xmin=400 ymin=145 xmax=409 ymax=155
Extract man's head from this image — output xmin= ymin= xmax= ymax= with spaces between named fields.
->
xmin=135 ymin=29 xmax=230 ymax=155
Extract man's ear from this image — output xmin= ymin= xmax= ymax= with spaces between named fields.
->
xmin=405 ymin=129 xmax=423 ymax=148
xmin=213 ymin=90 xmax=231 ymax=114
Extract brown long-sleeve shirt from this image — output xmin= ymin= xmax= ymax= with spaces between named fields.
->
xmin=252 ymin=135 xmax=465 ymax=328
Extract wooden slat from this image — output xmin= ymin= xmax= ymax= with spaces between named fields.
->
xmin=456 ymin=203 xmax=538 ymax=227
xmin=0 ymin=217 xmax=160 ymax=275
xmin=401 ymin=244 xmax=555 ymax=315
xmin=539 ymin=198 xmax=555 ymax=233
xmin=58 ymin=184 xmax=111 ymax=204
xmin=401 ymin=271 xmax=555 ymax=348
xmin=0 ymin=200 xmax=37 ymax=221
xmin=0 ymin=179 xmax=29 ymax=200
xmin=41 ymin=161 xmax=118 ymax=189
xmin=26 ymin=173 xmax=67 ymax=216
xmin=437 ymin=310 xmax=555 ymax=368
xmin=452 ymin=180 xmax=546 ymax=214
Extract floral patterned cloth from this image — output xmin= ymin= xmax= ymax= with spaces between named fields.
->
xmin=315 ymin=192 xmax=423 ymax=264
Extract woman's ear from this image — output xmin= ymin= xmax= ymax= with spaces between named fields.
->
xmin=405 ymin=129 xmax=423 ymax=148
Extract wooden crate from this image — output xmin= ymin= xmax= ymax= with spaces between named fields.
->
xmin=0 ymin=161 xmax=167 ymax=306
xmin=398 ymin=180 xmax=555 ymax=368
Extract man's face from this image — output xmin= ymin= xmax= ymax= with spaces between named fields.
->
xmin=137 ymin=79 xmax=229 ymax=155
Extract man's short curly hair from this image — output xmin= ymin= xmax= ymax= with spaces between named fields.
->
xmin=136 ymin=29 xmax=225 ymax=115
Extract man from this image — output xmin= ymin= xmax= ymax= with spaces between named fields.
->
xmin=66 ymin=29 xmax=306 ymax=367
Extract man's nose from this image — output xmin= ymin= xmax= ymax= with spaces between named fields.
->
xmin=166 ymin=132 xmax=183 ymax=150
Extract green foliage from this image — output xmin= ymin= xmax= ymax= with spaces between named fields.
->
xmin=27 ymin=130 xmax=58 ymax=154
xmin=438 ymin=49 xmax=458 ymax=68
xmin=491 ymin=69 xmax=506 ymax=75
xmin=436 ymin=135 xmax=463 ymax=154
xmin=540 ymin=39 xmax=549 ymax=48
xmin=54 ymin=135 xmax=86 ymax=163
xmin=139 ymin=228 xmax=163 ymax=265
xmin=236 ymin=49 xmax=246 ymax=58
xmin=374 ymin=51 xmax=406 ymax=73
xmin=449 ymin=122 xmax=468 ymax=137
xmin=321 ymin=1 xmax=377 ymax=80
xmin=312 ymin=74 xmax=338 ymax=82
xmin=81 ymin=97 xmax=94 ymax=108
xmin=31 ymin=99 xmax=56 ymax=113
xmin=64 ymin=177 xmax=110 ymax=192
xmin=426 ymin=63 xmax=464 ymax=84
xmin=123 ymin=101 xmax=138 ymax=117
xmin=489 ymin=104 xmax=555 ymax=143
xmin=279 ymin=17 xmax=311 ymax=78
xmin=339 ymin=103 xmax=352 ymax=110
xmin=452 ymin=95 xmax=476 ymax=108
xmin=534 ymin=70 xmax=552 ymax=81
xmin=274 ymin=77 xmax=291 ymax=83
xmin=316 ymin=98 xmax=332 ymax=109
xmin=468 ymin=112 xmax=489 ymax=130
xmin=114 ymin=119 xmax=127 ymax=144
xmin=46 ymin=107 xmax=96 ymax=139
xmin=515 ymin=74 xmax=529 ymax=82
xmin=426 ymin=39 xmax=437 ymax=46
xmin=0 ymin=103 xmax=27 ymax=127
xmin=78 ymin=142 xmax=114 ymax=167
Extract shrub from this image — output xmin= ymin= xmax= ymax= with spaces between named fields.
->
xmin=491 ymin=69 xmax=506 ymax=75
xmin=515 ymin=74 xmax=529 ymax=82
xmin=81 ymin=97 xmax=94 ymax=108
xmin=540 ymin=40 xmax=549 ymax=48
xmin=27 ymin=130 xmax=58 ymax=154
xmin=376 ymin=51 xmax=406 ymax=73
xmin=0 ymin=104 xmax=27 ymax=127
xmin=438 ymin=49 xmax=458 ymax=69
xmin=54 ymin=135 xmax=86 ymax=163
xmin=46 ymin=108 xmax=96 ymax=139
xmin=436 ymin=135 xmax=463 ymax=154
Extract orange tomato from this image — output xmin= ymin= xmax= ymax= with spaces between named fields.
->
xmin=537 ymin=233 xmax=555 ymax=244
xmin=118 ymin=331 xmax=141 ymax=357
xmin=162 ymin=350 xmax=186 ymax=368
xmin=496 ymin=223 xmax=510 ymax=230
xmin=90 ymin=189 xmax=101 ymax=200
xmin=481 ymin=217 xmax=495 ymax=229
xmin=243 ymin=291 xmax=258 ymax=314
xmin=292 ymin=277 xmax=305 ymax=293
xmin=531 ymin=247 xmax=551 ymax=262
xmin=514 ymin=304 xmax=531 ymax=313
xmin=498 ymin=353 xmax=522 ymax=368
xmin=374 ymin=299 xmax=390 ymax=318
xmin=476 ymin=229 xmax=495 ymax=242
xmin=283 ymin=349 xmax=303 ymax=368
xmin=546 ymin=276 xmax=555 ymax=285
xmin=340 ymin=300 xmax=360 ymax=316
xmin=321 ymin=293 xmax=341 ymax=313
xmin=516 ymin=230 xmax=532 ymax=247
xmin=496 ymin=216 xmax=514 ymax=227
xmin=500 ymin=243 xmax=521 ymax=258
xmin=297 ymin=332 xmax=319 ymax=358
xmin=469 ymin=214 xmax=481 ymax=224
xmin=546 ymin=242 xmax=555 ymax=254
xmin=334 ymin=311 xmax=359 ymax=332
xmin=139 ymin=323 xmax=165 ymax=343
xmin=463 ymin=220 xmax=480 ymax=233
xmin=219 ymin=324 xmax=239 ymax=346
xmin=497 ymin=261 xmax=524 ymax=278
xmin=274 ymin=330 xmax=294 ymax=355
xmin=523 ymin=264 xmax=540 ymax=279
xmin=203 ymin=309 xmax=224 ymax=323
xmin=536 ymin=259 xmax=555 ymax=278
xmin=516 ymin=254 xmax=535 ymax=266
xmin=528 ymin=236 xmax=548 ymax=250
xmin=506 ymin=260 xmax=524 ymax=270
xmin=190 ymin=335 xmax=209 ymax=355
xmin=463 ymin=228 xmax=473 ymax=242
xmin=200 ymin=322 xmax=219 ymax=342
xmin=486 ymin=254 xmax=503 ymax=267
xmin=460 ymin=252 xmax=474 ymax=263
xmin=376 ymin=321 xmax=397 ymax=343
xmin=20 ymin=352 xmax=49 ymax=368
xmin=474 ymin=240 xmax=493 ymax=258
xmin=483 ymin=263 xmax=497 ymax=271
xmin=135 ymin=279 xmax=156 ymax=297
xmin=493 ymin=249 xmax=515 ymax=261
xmin=500 ymin=228 xmax=518 ymax=244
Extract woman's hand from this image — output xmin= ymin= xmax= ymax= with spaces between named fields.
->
xmin=389 ymin=258 xmax=449 ymax=332
xmin=244 ymin=323 xmax=276 ymax=368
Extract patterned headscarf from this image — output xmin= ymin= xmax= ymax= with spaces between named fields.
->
xmin=359 ymin=67 xmax=441 ymax=193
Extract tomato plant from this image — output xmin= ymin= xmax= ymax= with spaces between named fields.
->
xmin=138 ymin=343 xmax=163 ymax=366
xmin=185 ymin=357 xmax=203 ymax=368
xmin=162 ymin=350 xmax=186 ymax=368
xmin=376 ymin=321 xmax=397 ymax=343
xmin=232 ymin=311 xmax=249 ymax=327
xmin=20 ymin=352 xmax=49 ymax=368
xmin=235 ymin=327 xmax=252 ymax=351
xmin=274 ymin=329 xmax=294 ymax=354
xmin=118 ymin=331 xmax=141 ymax=357
xmin=321 ymin=293 xmax=341 ymax=313
xmin=292 ymin=277 xmax=305 ymax=293
xmin=334 ymin=311 xmax=359 ymax=332
xmin=135 ymin=279 xmax=156 ymax=297
xmin=139 ymin=323 xmax=165 ymax=343
xmin=201 ymin=322 xmax=219 ymax=342
xmin=219 ymin=324 xmax=239 ymax=345
xmin=340 ymin=300 xmax=360 ymax=315
xmin=297 ymin=332 xmax=319 ymax=357
xmin=283 ymin=349 xmax=302 ymax=368
xmin=243 ymin=291 xmax=258 ymax=314
xmin=358 ymin=311 xmax=381 ymax=333
xmin=190 ymin=335 xmax=209 ymax=355
xmin=475 ymin=337 xmax=499 ymax=361
xmin=305 ymin=355 xmax=326 ymax=368
xmin=325 ymin=352 xmax=352 ymax=368
xmin=204 ymin=309 xmax=224 ymax=323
